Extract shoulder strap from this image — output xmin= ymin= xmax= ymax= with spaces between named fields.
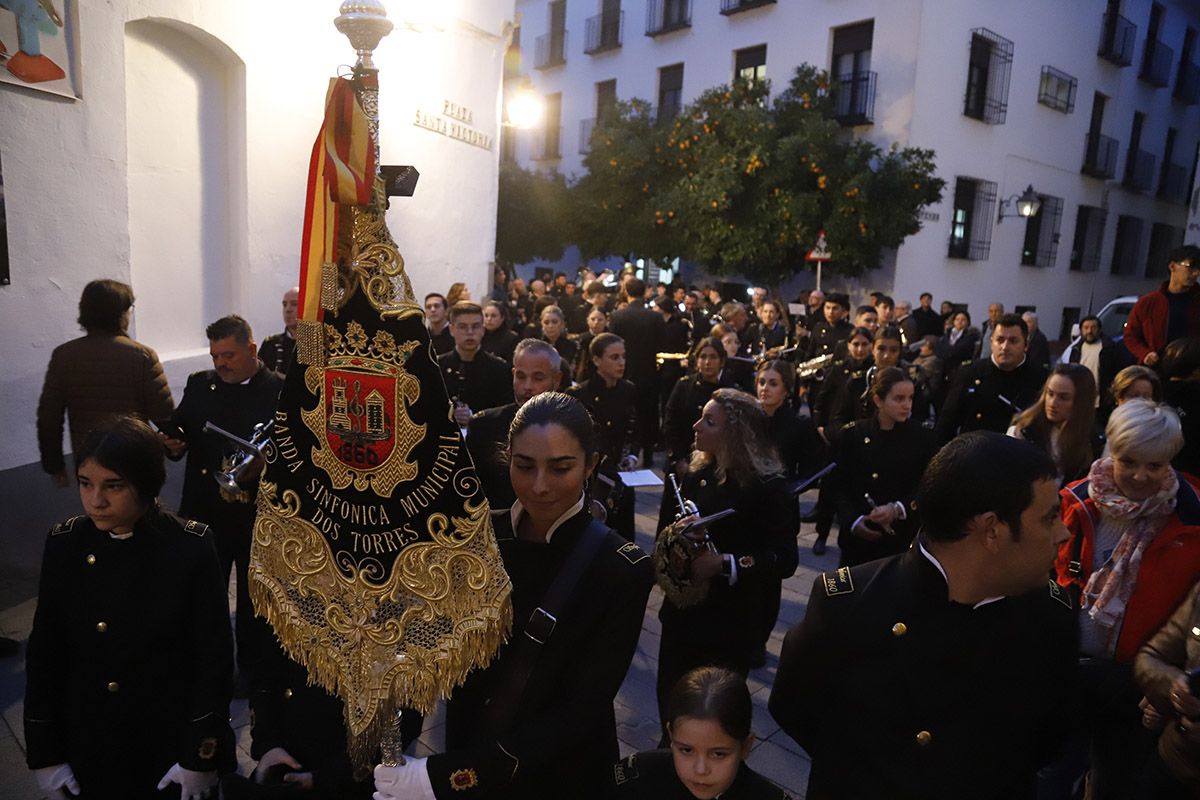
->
xmin=483 ymin=519 xmax=610 ymax=733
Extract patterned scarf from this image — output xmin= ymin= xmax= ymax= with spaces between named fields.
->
xmin=1082 ymin=457 xmax=1178 ymax=640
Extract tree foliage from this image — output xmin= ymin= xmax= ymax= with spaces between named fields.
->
xmin=494 ymin=162 xmax=570 ymax=266
xmin=570 ymin=65 xmax=946 ymax=283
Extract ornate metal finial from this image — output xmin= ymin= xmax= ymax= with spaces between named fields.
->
xmin=335 ymin=0 xmax=394 ymax=70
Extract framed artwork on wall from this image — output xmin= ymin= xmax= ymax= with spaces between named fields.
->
xmin=0 ymin=0 xmax=81 ymax=99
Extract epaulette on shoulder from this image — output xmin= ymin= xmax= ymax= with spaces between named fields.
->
xmin=50 ymin=515 xmax=87 ymax=536
xmin=1048 ymin=580 xmax=1073 ymax=610
xmin=612 ymin=753 xmax=640 ymax=786
xmin=617 ymin=541 xmax=650 ymax=565
xmin=183 ymin=519 xmax=211 ymax=538
xmin=821 ymin=566 xmax=855 ymax=597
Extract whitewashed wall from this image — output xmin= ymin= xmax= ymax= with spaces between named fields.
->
xmin=0 ymin=0 xmax=515 ymax=470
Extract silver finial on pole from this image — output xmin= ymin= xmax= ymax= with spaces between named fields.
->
xmin=335 ymin=1 xmax=394 ymax=70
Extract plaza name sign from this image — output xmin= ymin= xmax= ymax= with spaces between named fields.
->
xmin=413 ymin=99 xmax=494 ymax=151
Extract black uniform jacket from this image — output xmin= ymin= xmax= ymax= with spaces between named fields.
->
xmin=769 ymin=546 xmax=1078 ymax=800
xmin=567 ymin=376 xmax=638 ymax=467
xmin=437 ymin=348 xmax=514 ymax=414
xmin=480 ymin=328 xmax=520 ymax=364
xmin=766 ymin=403 xmax=827 ymax=483
xmin=813 ymin=356 xmax=869 ymax=431
xmin=659 ymin=466 xmax=799 ymax=650
xmin=260 ymin=332 xmax=296 ymax=376
xmin=171 ymin=363 xmax=284 ymax=526
xmin=466 ymin=403 xmax=518 ymax=511
xmin=24 ymin=509 xmax=235 ymax=795
xmin=830 ymin=418 xmax=936 ymax=563
xmin=609 ymin=305 xmax=667 ymax=389
xmin=609 ymin=749 xmax=792 ymax=799
xmin=430 ymin=507 xmax=654 ymax=799
xmin=934 ymin=356 xmax=1048 ymax=444
xmin=806 ymin=318 xmax=852 ymax=360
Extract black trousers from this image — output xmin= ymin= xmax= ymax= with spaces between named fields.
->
xmin=214 ymin=523 xmax=265 ymax=675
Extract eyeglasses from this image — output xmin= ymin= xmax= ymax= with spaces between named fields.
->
xmin=1175 ymin=261 xmax=1199 ymax=274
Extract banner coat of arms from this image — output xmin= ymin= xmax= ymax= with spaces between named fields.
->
xmin=249 ymin=2 xmax=512 ymax=769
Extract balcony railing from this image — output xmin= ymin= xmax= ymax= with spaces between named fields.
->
xmin=719 ymin=0 xmax=776 ymax=16
xmin=833 ymin=71 xmax=876 ymax=126
xmin=534 ymin=32 xmax=567 ymax=69
xmin=1082 ymin=131 xmax=1119 ymax=179
xmin=579 ymin=118 xmax=595 ymax=154
xmin=584 ymin=12 xmax=623 ymax=54
xmin=1176 ymin=61 xmax=1200 ymax=104
xmin=1124 ymin=149 xmax=1157 ymax=192
xmin=1141 ymin=39 xmax=1174 ymax=87
xmin=1159 ymin=163 xmax=1189 ymax=204
xmin=1098 ymin=12 xmax=1136 ymax=66
xmin=531 ymin=127 xmax=563 ymax=161
xmin=645 ymin=0 xmax=691 ymax=36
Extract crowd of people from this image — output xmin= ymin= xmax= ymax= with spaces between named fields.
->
xmin=20 ymin=242 xmax=1200 ymax=799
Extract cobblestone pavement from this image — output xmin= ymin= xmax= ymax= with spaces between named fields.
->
xmin=0 ymin=470 xmax=830 ymax=799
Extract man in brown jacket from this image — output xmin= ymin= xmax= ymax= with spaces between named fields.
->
xmin=36 ymin=279 xmax=173 ymax=486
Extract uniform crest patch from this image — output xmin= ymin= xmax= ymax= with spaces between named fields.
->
xmin=822 ymin=567 xmax=855 ymax=597
xmin=197 ymin=737 xmax=218 ymax=760
xmin=184 ymin=520 xmax=210 ymax=537
xmin=617 ymin=542 xmax=649 ymax=565
xmin=613 ymin=754 xmax=639 ymax=785
xmin=51 ymin=516 xmax=85 ymax=536
xmin=449 ymin=768 xmax=478 ymax=791
xmin=1048 ymin=580 xmax=1072 ymax=609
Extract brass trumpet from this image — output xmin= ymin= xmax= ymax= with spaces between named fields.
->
xmin=204 ymin=420 xmax=273 ymax=503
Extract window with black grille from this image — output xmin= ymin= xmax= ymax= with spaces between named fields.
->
xmin=1110 ymin=215 xmax=1144 ymax=276
xmin=1037 ymin=66 xmax=1076 ymax=113
xmin=658 ymin=63 xmax=684 ymax=124
xmin=1069 ymin=206 xmax=1106 ymax=272
xmin=963 ymin=29 xmax=1013 ymax=124
xmin=948 ymin=176 xmax=998 ymax=260
xmin=1020 ymin=195 xmax=1063 ymax=267
xmin=832 ymin=21 xmax=875 ymax=125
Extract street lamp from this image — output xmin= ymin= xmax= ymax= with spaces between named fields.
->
xmin=505 ymin=76 xmax=544 ymax=129
xmin=997 ymin=184 xmax=1042 ymax=223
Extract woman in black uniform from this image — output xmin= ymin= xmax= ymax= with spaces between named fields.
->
xmin=373 ymin=393 xmax=653 ymax=800
xmin=655 ymin=389 xmax=798 ymax=740
xmin=610 ymin=666 xmax=792 ymax=799
xmin=831 ymin=367 xmax=937 ymax=567
xmin=24 ymin=416 xmax=235 ymax=800
xmin=569 ymin=332 xmax=639 ymax=540
xmin=480 ymin=299 xmax=519 ymax=364
xmin=538 ymin=304 xmax=578 ymax=386
xmin=662 ymin=337 xmax=731 ymax=478
xmin=755 ymin=299 xmax=791 ymax=355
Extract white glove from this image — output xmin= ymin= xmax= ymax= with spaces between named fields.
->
xmin=156 ymin=762 xmax=217 ymax=799
xmin=373 ymin=757 xmax=435 ymax=800
xmin=34 ymin=764 xmax=80 ymax=797
xmin=254 ymin=747 xmax=303 ymax=784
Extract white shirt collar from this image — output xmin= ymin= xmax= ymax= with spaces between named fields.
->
xmin=509 ymin=494 xmax=586 ymax=543
xmin=917 ymin=540 xmax=1005 ymax=609
xmin=990 ymin=353 xmax=1027 ymax=371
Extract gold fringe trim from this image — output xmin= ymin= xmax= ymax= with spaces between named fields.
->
xmin=250 ymin=482 xmax=512 ymax=771
xmin=296 ymin=320 xmax=326 ymax=368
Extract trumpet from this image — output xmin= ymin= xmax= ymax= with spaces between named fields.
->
xmin=204 ymin=420 xmax=273 ymax=503
xmin=656 ymin=351 xmax=690 ymax=367
xmin=795 ymin=352 xmax=834 ymax=378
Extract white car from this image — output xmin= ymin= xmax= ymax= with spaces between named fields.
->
xmin=1058 ymin=295 xmax=1138 ymax=363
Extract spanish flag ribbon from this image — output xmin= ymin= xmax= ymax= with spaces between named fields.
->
xmin=298 ymin=75 xmax=377 ymax=323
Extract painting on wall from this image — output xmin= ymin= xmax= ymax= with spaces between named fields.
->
xmin=0 ymin=0 xmax=80 ymax=99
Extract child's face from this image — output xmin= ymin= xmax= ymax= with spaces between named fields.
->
xmin=669 ymin=717 xmax=750 ymax=799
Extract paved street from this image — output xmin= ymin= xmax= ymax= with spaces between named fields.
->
xmin=0 ymin=466 xmax=828 ymax=798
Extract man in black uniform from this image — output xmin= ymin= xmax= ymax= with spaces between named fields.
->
xmin=466 ymin=339 xmax=562 ymax=509
xmin=770 ymin=432 xmax=1077 ymax=799
xmin=609 ymin=278 xmax=667 ymax=466
xmin=438 ymin=301 xmax=514 ymax=429
xmin=163 ymin=314 xmax=284 ymax=678
xmin=424 ymin=293 xmax=454 ymax=356
xmin=805 ymin=293 xmax=853 ymax=360
xmin=260 ymin=286 xmax=299 ymax=375
xmin=935 ymin=312 xmax=1049 ymax=444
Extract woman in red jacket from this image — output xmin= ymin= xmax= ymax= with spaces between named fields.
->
xmin=1048 ymin=399 xmax=1200 ymax=799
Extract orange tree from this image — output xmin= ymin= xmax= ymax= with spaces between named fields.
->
xmin=570 ymin=65 xmax=945 ymax=283
xmin=495 ymin=162 xmax=571 ymax=267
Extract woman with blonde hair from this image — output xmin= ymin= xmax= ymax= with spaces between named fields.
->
xmin=1047 ymin=400 xmax=1200 ymax=798
xmin=445 ymin=281 xmax=470 ymax=307
xmin=1007 ymin=363 xmax=1099 ymax=485
xmin=1111 ymin=365 xmax=1163 ymax=407
xmin=654 ymin=389 xmax=797 ymax=743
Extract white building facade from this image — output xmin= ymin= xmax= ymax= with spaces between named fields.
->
xmin=0 ymin=0 xmax=516 ymax=471
xmin=507 ymin=0 xmax=1200 ymax=337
